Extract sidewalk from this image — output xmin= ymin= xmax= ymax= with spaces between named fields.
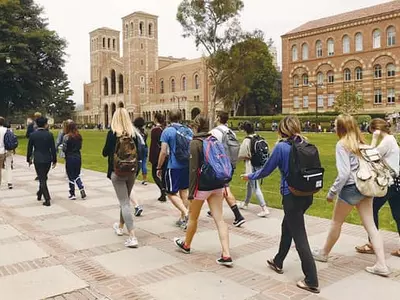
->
xmin=0 ymin=155 xmax=398 ymax=300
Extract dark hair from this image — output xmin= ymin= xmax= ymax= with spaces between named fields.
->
xmin=66 ymin=122 xmax=82 ymax=140
xmin=218 ymin=111 xmax=229 ymax=124
xmin=36 ymin=117 xmax=48 ymax=128
xmin=169 ymin=109 xmax=182 ymax=123
xmin=193 ymin=114 xmax=209 ymax=133
xmin=133 ymin=117 xmax=145 ymax=129
xmin=0 ymin=117 xmax=5 ymax=127
xmin=154 ymin=112 xmax=165 ymax=126
xmin=242 ymin=121 xmax=255 ymax=134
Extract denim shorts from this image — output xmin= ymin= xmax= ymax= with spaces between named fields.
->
xmin=338 ymin=184 xmax=365 ymax=206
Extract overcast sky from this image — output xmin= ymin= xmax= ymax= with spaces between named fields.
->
xmin=35 ymin=0 xmax=388 ymax=104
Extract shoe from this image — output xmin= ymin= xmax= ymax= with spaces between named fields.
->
xmin=173 ymin=238 xmax=191 ymax=254
xmin=134 ymin=205 xmax=143 ymax=217
xmin=8 ymin=184 xmax=12 ymax=190
xmin=158 ymin=195 xmax=167 ymax=202
xmin=80 ymin=189 xmax=87 ymax=199
xmin=142 ymin=181 xmax=148 ymax=186
xmin=36 ymin=191 xmax=42 ymax=201
xmin=68 ymin=194 xmax=76 ymax=200
xmin=365 ymin=265 xmax=391 ymax=277
xmin=312 ymin=249 xmax=328 ymax=262
xmin=43 ymin=200 xmax=51 ymax=207
xmin=175 ymin=218 xmax=185 ymax=227
xmin=239 ymin=201 xmax=248 ymax=210
xmin=257 ymin=209 xmax=270 ymax=218
xmin=216 ymin=256 xmax=233 ymax=267
xmin=180 ymin=215 xmax=188 ymax=230
xmin=296 ymin=280 xmax=320 ymax=294
xmin=34 ymin=176 xmax=39 ymax=181
xmin=267 ymin=259 xmax=284 ymax=274
xmin=113 ymin=223 xmax=123 ymax=236
xmin=125 ymin=237 xmax=139 ymax=248
xmin=207 ymin=211 xmax=212 ymax=218
xmin=233 ymin=217 xmax=246 ymax=227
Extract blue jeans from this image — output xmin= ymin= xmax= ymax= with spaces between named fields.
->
xmin=139 ymin=147 xmax=148 ymax=176
xmin=373 ymin=186 xmax=400 ymax=235
xmin=244 ymin=166 xmax=266 ymax=207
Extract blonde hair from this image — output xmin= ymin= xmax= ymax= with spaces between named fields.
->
xmin=111 ymin=108 xmax=134 ymax=137
xmin=34 ymin=112 xmax=42 ymax=118
xmin=278 ymin=116 xmax=303 ymax=139
xmin=370 ymin=118 xmax=391 ymax=134
xmin=335 ymin=114 xmax=365 ymax=155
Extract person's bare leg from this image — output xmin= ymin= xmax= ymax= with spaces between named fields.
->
xmin=321 ymin=200 xmax=353 ymax=256
xmin=208 ymin=193 xmax=230 ymax=258
xmin=168 ymin=193 xmax=188 ymax=219
xmin=184 ymin=200 xmax=204 ymax=247
xmin=356 ymin=197 xmax=388 ymax=270
xmin=224 ymin=186 xmax=236 ymax=206
xmin=179 ymin=189 xmax=189 ymax=210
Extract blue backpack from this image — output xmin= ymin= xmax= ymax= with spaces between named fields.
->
xmin=199 ymin=136 xmax=233 ymax=189
xmin=4 ymin=129 xmax=18 ymax=151
xmin=173 ymin=125 xmax=193 ymax=162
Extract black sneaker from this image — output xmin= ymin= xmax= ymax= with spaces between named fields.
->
xmin=8 ymin=183 xmax=13 ymax=190
xmin=134 ymin=206 xmax=143 ymax=217
xmin=80 ymin=189 xmax=87 ymax=199
xmin=158 ymin=195 xmax=167 ymax=202
xmin=68 ymin=194 xmax=76 ymax=200
xmin=216 ymin=256 xmax=233 ymax=267
xmin=207 ymin=211 xmax=212 ymax=218
xmin=233 ymin=217 xmax=246 ymax=227
xmin=173 ymin=238 xmax=191 ymax=254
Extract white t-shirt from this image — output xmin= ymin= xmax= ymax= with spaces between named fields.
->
xmin=0 ymin=126 xmax=7 ymax=154
xmin=210 ymin=124 xmax=235 ymax=143
xmin=377 ymin=134 xmax=400 ymax=176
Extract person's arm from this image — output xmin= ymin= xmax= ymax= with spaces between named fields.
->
xmin=247 ymin=143 xmax=282 ymax=180
xmin=27 ymin=135 xmax=33 ymax=164
xmin=49 ymin=133 xmax=57 ymax=165
xmin=62 ymin=135 xmax=68 ymax=154
xmin=327 ymin=143 xmax=351 ymax=199
xmin=102 ymin=131 xmax=113 ymax=157
xmin=157 ymin=143 xmax=168 ymax=172
xmin=55 ymin=131 xmax=63 ymax=148
xmin=188 ymin=140 xmax=201 ymax=200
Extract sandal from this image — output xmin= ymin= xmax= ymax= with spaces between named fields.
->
xmin=355 ymin=243 xmax=375 ymax=254
xmin=296 ymin=280 xmax=320 ymax=294
xmin=266 ymin=259 xmax=283 ymax=274
xmin=391 ymin=249 xmax=400 ymax=257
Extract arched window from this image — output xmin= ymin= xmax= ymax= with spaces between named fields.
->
xmin=182 ymin=76 xmax=187 ymax=91
xmin=344 ymin=69 xmax=351 ymax=81
xmin=103 ymin=78 xmax=109 ymax=96
xmin=112 ymin=39 xmax=116 ymax=50
xmin=327 ymin=71 xmax=334 ymax=83
xmin=102 ymin=37 xmax=105 ymax=48
xmin=171 ymin=78 xmax=176 ymax=92
xmin=194 ymin=74 xmax=200 ymax=89
xmin=139 ymin=22 xmax=144 ymax=36
xmin=292 ymin=45 xmax=298 ymax=61
xmin=387 ymin=63 xmax=395 ymax=77
xmin=293 ymin=75 xmax=299 ymax=87
xmin=342 ymin=35 xmax=350 ymax=53
xmin=302 ymin=74 xmax=309 ymax=86
xmin=355 ymin=67 xmax=363 ymax=80
xmin=125 ymin=24 xmax=129 ymax=39
xmin=130 ymin=22 xmax=134 ymax=37
xmin=118 ymin=74 xmax=124 ymax=93
xmin=160 ymin=79 xmax=164 ymax=94
xmin=327 ymin=39 xmax=334 ymax=56
xmin=111 ymin=70 xmax=116 ymax=94
xmin=149 ymin=23 xmax=153 ymax=37
xmin=316 ymin=40 xmax=322 ymax=58
xmin=374 ymin=65 xmax=382 ymax=78
xmin=107 ymin=38 xmax=111 ymax=49
xmin=387 ymin=26 xmax=396 ymax=46
xmin=317 ymin=72 xmax=324 ymax=85
xmin=301 ymin=43 xmax=308 ymax=60
xmin=355 ymin=32 xmax=363 ymax=51
xmin=373 ymin=29 xmax=381 ymax=49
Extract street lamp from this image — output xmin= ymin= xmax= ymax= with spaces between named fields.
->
xmin=309 ymin=82 xmax=325 ymax=125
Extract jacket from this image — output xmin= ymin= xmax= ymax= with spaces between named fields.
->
xmin=63 ymin=134 xmax=82 ymax=159
xmin=27 ymin=128 xmax=57 ymax=164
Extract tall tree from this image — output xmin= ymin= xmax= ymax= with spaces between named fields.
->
xmin=0 ymin=0 xmax=73 ymax=118
xmin=334 ymin=85 xmax=364 ymax=114
xmin=177 ymin=0 xmax=244 ymax=123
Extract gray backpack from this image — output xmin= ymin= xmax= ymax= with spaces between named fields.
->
xmin=216 ymin=127 xmax=240 ymax=168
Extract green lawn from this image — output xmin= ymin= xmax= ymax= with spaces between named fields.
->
xmin=15 ymin=130 xmax=397 ymax=232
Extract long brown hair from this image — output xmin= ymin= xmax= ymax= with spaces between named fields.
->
xmin=369 ymin=118 xmax=391 ymax=134
xmin=335 ymin=114 xmax=365 ymax=155
xmin=65 ymin=121 xmax=82 ymax=140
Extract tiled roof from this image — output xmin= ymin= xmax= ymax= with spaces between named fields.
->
xmin=158 ymin=58 xmax=203 ymax=71
xmin=284 ymin=0 xmax=400 ymax=35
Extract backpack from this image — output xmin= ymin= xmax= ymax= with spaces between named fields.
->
xmin=353 ymin=145 xmax=392 ymax=197
xmin=286 ymin=139 xmax=325 ymax=196
xmin=113 ymin=133 xmax=138 ymax=176
xmin=4 ymin=129 xmax=18 ymax=151
xmin=215 ymin=127 xmax=240 ymax=168
xmin=172 ymin=125 xmax=193 ymax=162
xmin=198 ymin=136 xmax=233 ymax=190
xmin=246 ymin=135 xmax=269 ymax=168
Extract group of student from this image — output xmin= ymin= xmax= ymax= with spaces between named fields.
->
xmin=0 ymin=117 xmax=16 ymax=190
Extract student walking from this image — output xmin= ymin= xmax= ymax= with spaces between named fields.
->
xmin=241 ymin=116 xmax=319 ymax=294
xmin=102 ymin=107 xmax=141 ymax=248
xmin=4 ymin=122 xmax=16 ymax=189
xmin=174 ymin=115 xmax=233 ymax=266
xmin=149 ymin=112 xmax=167 ymax=202
xmin=63 ymin=121 xmax=86 ymax=200
xmin=210 ymin=111 xmax=246 ymax=227
xmin=156 ymin=109 xmax=191 ymax=228
xmin=134 ymin=117 xmax=149 ymax=185
xmin=27 ymin=117 xmax=57 ymax=207
xmin=355 ymin=118 xmax=400 ymax=257
xmin=0 ymin=117 xmax=7 ymax=188
xmin=238 ymin=121 xmax=270 ymax=217
xmin=312 ymin=115 xmax=391 ymax=277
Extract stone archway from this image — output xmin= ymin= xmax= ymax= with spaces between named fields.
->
xmin=191 ymin=107 xmax=201 ymax=120
xmin=111 ymin=103 xmax=116 ymax=118
xmin=104 ymin=104 xmax=109 ymax=127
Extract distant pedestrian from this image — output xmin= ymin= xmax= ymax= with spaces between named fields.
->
xmin=134 ymin=117 xmax=149 ymax=186
xmin=26 ymin=112 xmax=42 ymax=139
xmin=4 ymin=121 xmax=16 ymax=189
xmin=27 ymin=117 xmax=57 ymax=207
xmin=0 ymin=117 xmax=8 ymax=188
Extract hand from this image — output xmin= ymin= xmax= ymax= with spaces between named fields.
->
xmin=240 ymin=174 xmax=249 ymax=181
xmin=326 ymin=197 xmax=334 ymax=203
xmin=28 ymin=160 xmax=32 ymax=167
xmin=52 ymin=162 xmax=57 ymax=169
xmin=156 ymin=169 xmax=162 ymax=179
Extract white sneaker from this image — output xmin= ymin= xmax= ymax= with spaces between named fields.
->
xmin=257 ymin=209 xmax=270 ymax=218
xmin=239 ymin=201 xmax=248 ymax=210
xmin=113 ymin=223 xmax=123 ymax=236
xmin=312 ymin=249 xmax=328 ymax=262
xmin=125 ymin=237 xmax=139 ymax=248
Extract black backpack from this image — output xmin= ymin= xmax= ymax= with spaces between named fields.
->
xmin=286 ymin=139 xmax=324 ymax=196
xmin=247 ymin=135 xmax=269 ymax=168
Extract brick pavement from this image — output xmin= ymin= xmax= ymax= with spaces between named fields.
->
xmin=0 ymin=155 xmax=399 ymax=300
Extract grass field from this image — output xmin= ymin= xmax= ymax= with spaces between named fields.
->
xmin=14 ymin=129 xmax=398 ymax=232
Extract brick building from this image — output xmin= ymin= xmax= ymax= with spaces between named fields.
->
xmin=281 ymin=1 xmax=400 ymax=114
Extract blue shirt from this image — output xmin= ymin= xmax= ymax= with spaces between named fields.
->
xmin=160 ymin=123 xmax=189 ymax=169
xmin=248 ymin=141 xmax=291 ymax=195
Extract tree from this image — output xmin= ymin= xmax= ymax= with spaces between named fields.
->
xmin=334 ymin=86 xmax=364 ymax=114
xmin=0 ymin=0 xmax=74 ymax=119
xmin=177 ymin=0 xmax=244 ymax=124
xmin=47 ymin=73 xmax=75 ymax=122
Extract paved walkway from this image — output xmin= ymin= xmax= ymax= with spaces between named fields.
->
xmin=0 ymin=156 xmax=399 ymax=300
